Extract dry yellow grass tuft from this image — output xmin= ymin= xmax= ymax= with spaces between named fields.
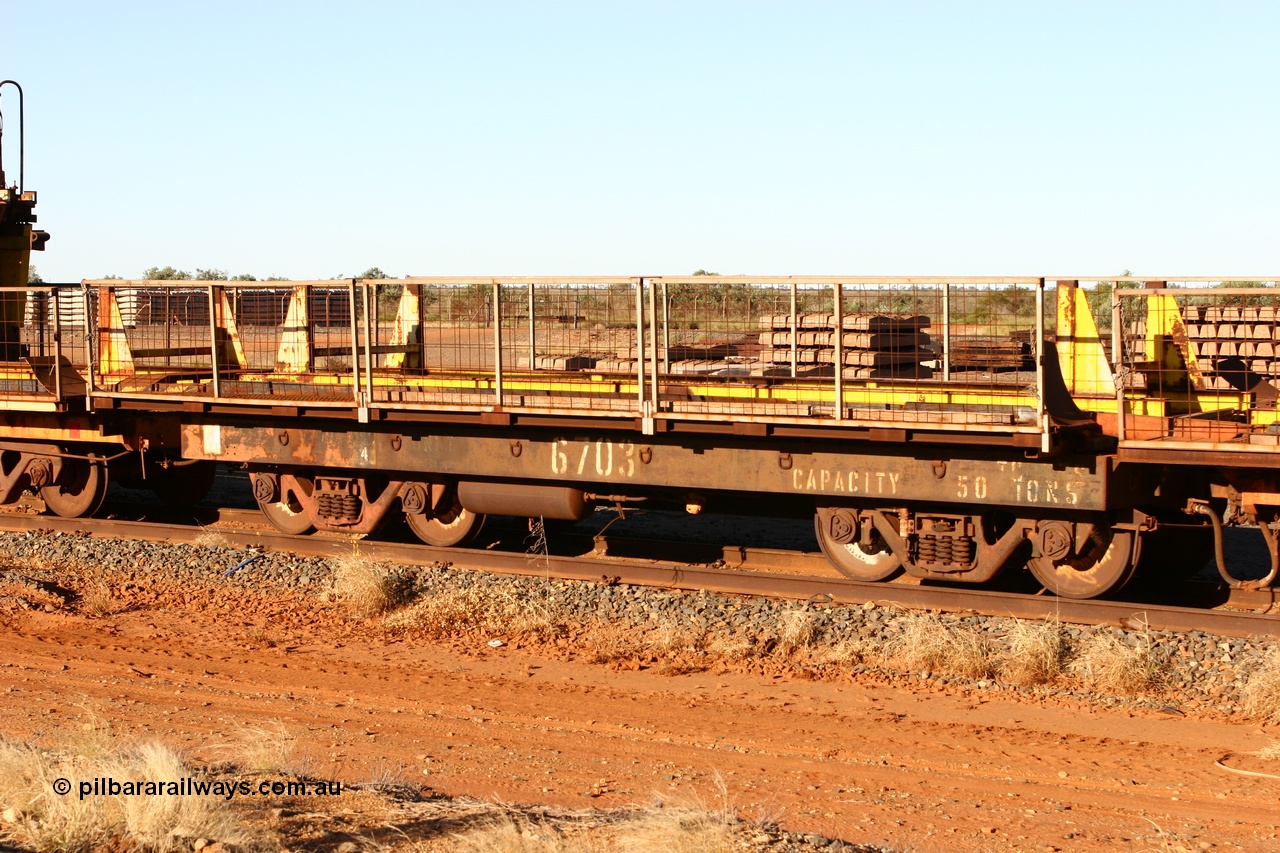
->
xmin=0 ymin=737 xmax=250 ymax=853
xmin=613 ymin=803 xmax=738 ymax=853
xmin=78 ymin=580 xmax=120 ymax=617
xmin=1069 ymin=630 xmax=1164 ymax=694
xmin=1259 ymin=741 xmax=1280 ymax=761
xmin=648 ymin=622 xmax=706 ymax=657
xmin=442 ymin=780 xmax=740 ymax=853
xmin=447 ymin=813 xmax=578 ymax=852
xmin=1000 ymin=618 xmax=1067 ymax=685
xmin=813 ymin=637 xmax=872 ymax=667
xmin=704 ymin=633 xmax=754 ymax=662
xmin=221 ymin=719 xmax=309 ymax=777
xmin=774 ymin=607 xmax=817 ymax=656
xmin=888 ymin=614 xmax=996 ymax=680
xmin=1242 ymin=648 xmax=1280 ymax=724
xmin=192 ymin=526 xmax=230 ymax=549
xmin=583 ymin=623 xmax=642 ymax=665
xmin=384 ymin=583 xmax=558 ymax=639
xmin=331 ymin=553 xmax=411 ymax=619
xmin=616 ymin=775 xmax=739 ymax=853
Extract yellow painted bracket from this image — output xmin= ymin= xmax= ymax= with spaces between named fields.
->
xmin=275 ymin=285 xmax=311 ymax=374
xmin=1055 ymin=281 xmax=1114 ymax=396
xmin=1143 ymin=291 xmax=1204 ymax=390
xmin=212 ymin=287 xmax=247 ymax=370
xmin=383 ymin=283 xmax=422 ymax=369
xmin=96 ymin=286 xmax=135 ymax=377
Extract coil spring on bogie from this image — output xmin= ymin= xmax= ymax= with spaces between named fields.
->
xmin=915 ymin=533 xmax=975 ymax=567
xmin=317 ymin=492 xmax=362 ymax=521
xmin=936 ymin=535 xmax=953 ymax=564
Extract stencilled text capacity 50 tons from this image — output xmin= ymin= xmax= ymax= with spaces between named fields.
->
xmin=787 ymin=460 xmax=1087 ymax=505
xmin=544 ymin=441 xmax=1088 ymax=507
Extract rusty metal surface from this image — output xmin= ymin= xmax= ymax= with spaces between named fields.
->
xmin=181 ymin=422 xmax=1119 ymax=513
xmin=1118 ymin=445 xmax=1280 ymax=468
xmin=0 ymin=509 xmax=1273 ymax=637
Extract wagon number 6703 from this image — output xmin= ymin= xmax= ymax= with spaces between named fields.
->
xmin=550 ymin=440 xmax=636 ymax=479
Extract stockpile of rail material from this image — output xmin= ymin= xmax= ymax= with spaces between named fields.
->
xmin=593 ymin=341 xmax=765 ymax=377
xmin=948 ymin=337 xmax=1033 ymax=371
xmin=1182 ymin=305 xmax=1280 ymax=389
xmin=755 ymin=312 xmax=933 ymax=379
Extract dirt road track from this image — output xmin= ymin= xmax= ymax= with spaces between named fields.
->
xmin=2 ymin=581 xmax=1278 ymax=852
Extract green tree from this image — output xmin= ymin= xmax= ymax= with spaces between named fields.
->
xmin=27 ymin=266 xmax=42 ymax=284
xmin=231 ymin=273 xmax=258 ymax=281
xmin=1086 ymin=271 xmax=1142 ymax=330
xmin=1213 ymin=279 xmax=1271 ymax=307
xmin=143 ymin=266 xmax=192 ymax=280
xmin=194 ymin=268 xmax=228 ymax=281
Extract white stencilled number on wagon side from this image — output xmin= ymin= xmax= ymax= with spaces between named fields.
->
xmin=550 ymin=440 xmax=636 ymax=479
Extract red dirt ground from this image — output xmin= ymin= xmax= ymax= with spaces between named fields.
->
xmin=2 ymin=573 xmax=1277 ymax=852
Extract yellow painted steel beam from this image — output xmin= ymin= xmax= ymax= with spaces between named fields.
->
xmin=96 ymin=286 xmax=135 ymax=377
xmin=1143 ymin=291 xmax=1204 ymax=390
xmin=275 ymin=285 xmax=312 ymax=374
xmin=1055 ymin=281 xmax=1114 ymax=396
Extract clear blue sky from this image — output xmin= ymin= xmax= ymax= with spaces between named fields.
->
xmin=6 ymin=1 xmax=1278 ymax=281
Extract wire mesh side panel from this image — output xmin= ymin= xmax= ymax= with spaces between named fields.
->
xmin=370 ymin=278 xmax=645 ymax=414
xmin=50 ymin=287 xmax=92 ymax=374
xmin=505 ymin=280 xmax=644 ymax=413
xmin=370 ymin=280 xmax=503 ymax=409
xmin=1113 ymin=280 xmax=1280 ymax=445
xmin=650 ymin=278 xmax=1043 ymax=432
xmin=89 ymin=284 xmax=215 ymax=397
xmin=233 ymin=281 xmax=360 ymax=404
xmin=79 ymin=281 xmax=364 ymax=405
xmin=232 ymin=286 xmax=293 ymax=371
xmin=0 ymin=285 xmax=86 ymax=403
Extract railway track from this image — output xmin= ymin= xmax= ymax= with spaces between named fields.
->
xmin=2 ymin=502 xmax=1278 ymax=639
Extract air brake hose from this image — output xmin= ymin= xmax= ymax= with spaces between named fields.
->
xmin=1187 ymin=499 xmax=1279 ymax=590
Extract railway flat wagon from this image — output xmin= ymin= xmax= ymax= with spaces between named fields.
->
xmin=17 ymin=270 xmax=1187 ymax=599
xmin=4 ymin=81 xmax=1278 ymax=601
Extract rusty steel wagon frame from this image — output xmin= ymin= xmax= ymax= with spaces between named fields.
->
xmin=6 ymin=274 xmax=1280 ymax=597
xmin=1099 ymin=278 xmax=1280 ymax=459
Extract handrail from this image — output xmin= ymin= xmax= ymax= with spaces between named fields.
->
xmin=0 ymin=80 xmax=24 ymax=192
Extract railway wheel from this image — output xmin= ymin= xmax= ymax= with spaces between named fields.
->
xmin=255 ymin=474 xmax=315 ymax=535
xmin=41 ymin=457 xmax=108 ymax=519
xmin=814 ymin=508 xmax=902 ymax=582
xmin=406 ymin=486 xmax=485 ymax=547
xmin=1027 ymin=523 xmax=1140 ymax=599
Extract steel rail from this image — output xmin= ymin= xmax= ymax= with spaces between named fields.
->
xmin=0 ymin=509 xmax=1276 ymax=638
